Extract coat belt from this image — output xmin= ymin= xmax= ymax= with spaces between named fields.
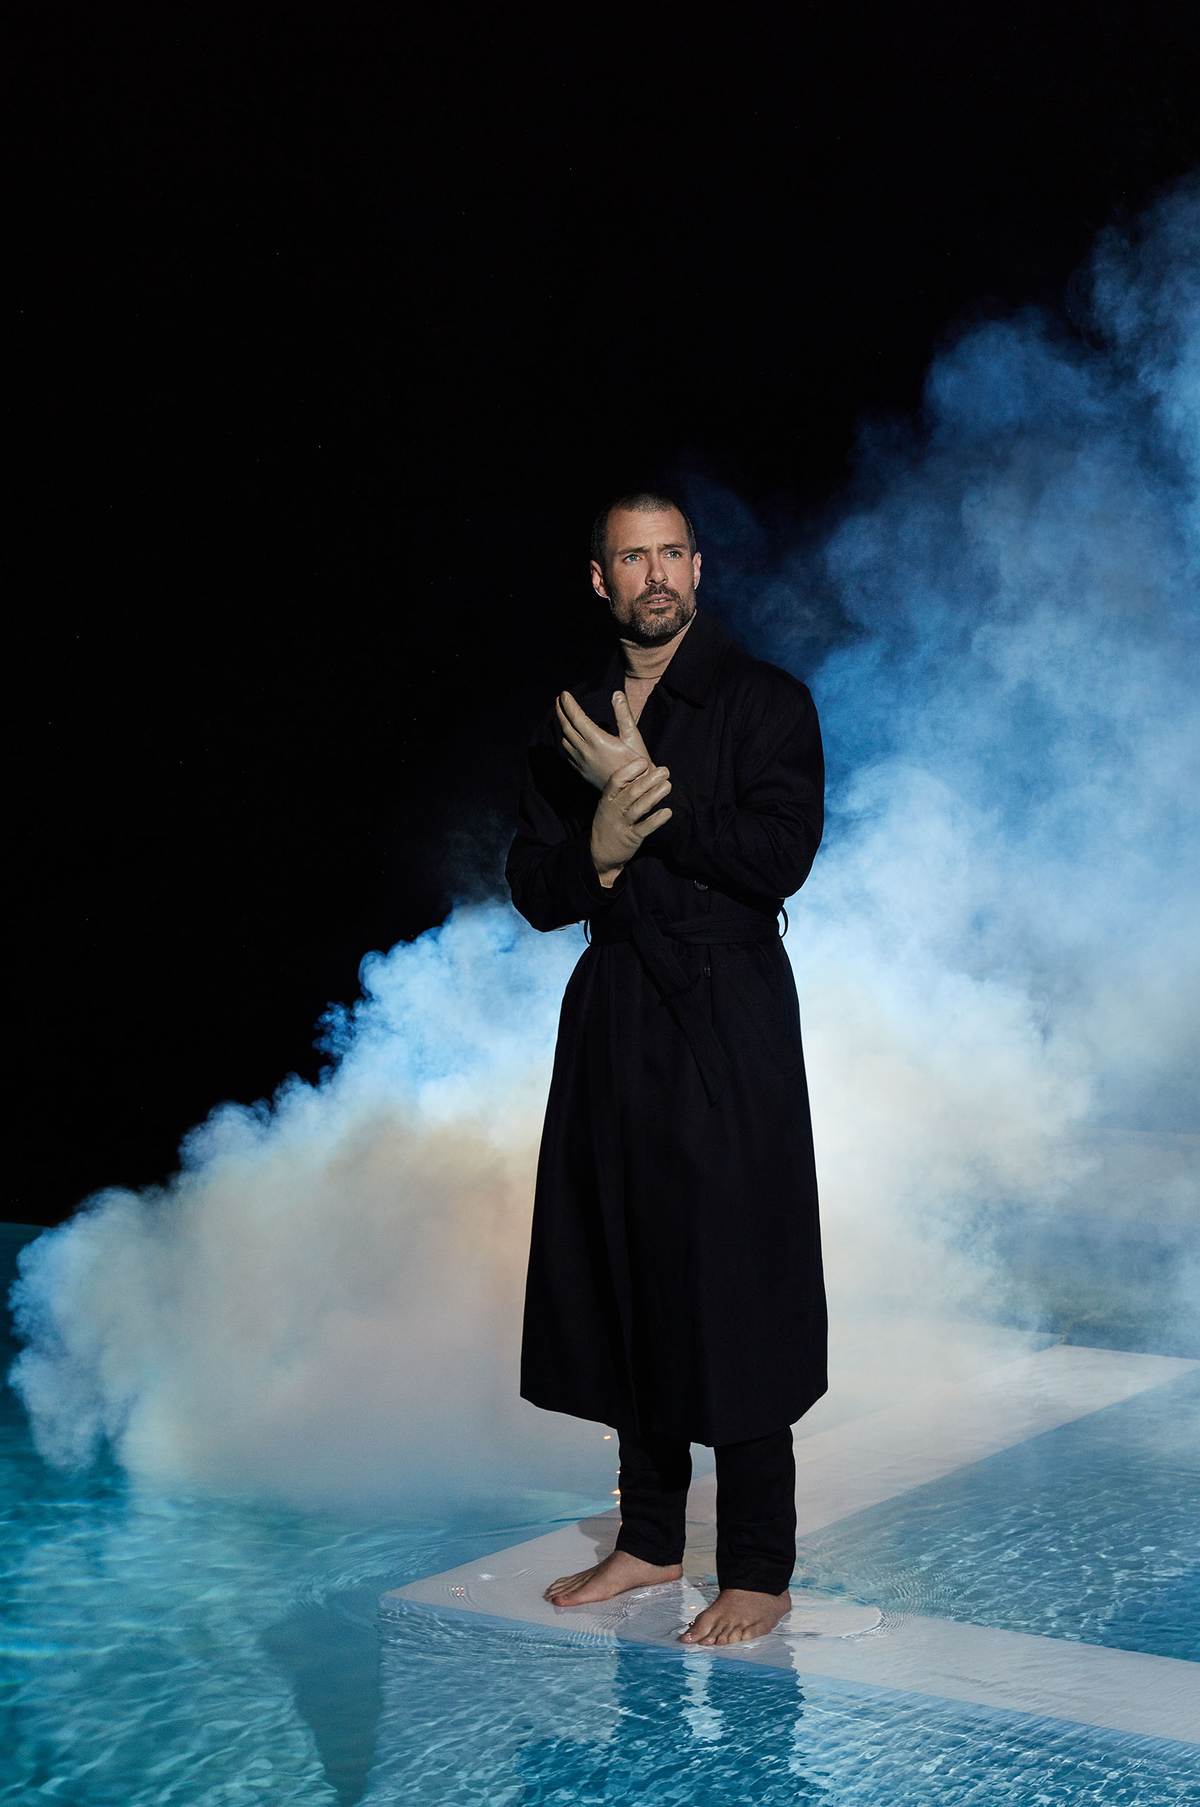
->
xmin=584 ymin=901 xmax=786 ymax=1106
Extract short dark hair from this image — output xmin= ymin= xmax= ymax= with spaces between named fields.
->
xmin=589 ymin=490 xmax=698 ymax=573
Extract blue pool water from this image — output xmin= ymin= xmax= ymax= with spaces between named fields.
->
xmin=3 ymin=1220 xmax=1198 ymax=1805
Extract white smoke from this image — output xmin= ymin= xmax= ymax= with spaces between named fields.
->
xmin=8 ymin=173 xmax=1198 ymax=1509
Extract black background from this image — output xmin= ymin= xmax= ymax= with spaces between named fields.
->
xmin=10 ymin=1 xmax=1200 ymax=1226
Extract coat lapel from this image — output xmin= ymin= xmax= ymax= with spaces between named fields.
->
xmin=573 ymin=607 xmax=734 ymax=731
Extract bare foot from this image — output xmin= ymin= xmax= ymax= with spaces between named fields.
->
xmin=679 ymin=1586 xmax=792 ymax=1645
xmin=544 ymin=1548 xmax=683 ymax=1607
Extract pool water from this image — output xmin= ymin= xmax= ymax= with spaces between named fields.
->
xmin=3 ymin=1221 xmax=1198 ymax=1805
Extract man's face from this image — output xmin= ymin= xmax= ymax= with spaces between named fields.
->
xmin=590 ymin=506 xmax=701 ymax=644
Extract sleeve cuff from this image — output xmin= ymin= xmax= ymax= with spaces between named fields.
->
xmin=571 ymin=832 xmax=624 ymax=908
xmin=647 ymin=775 xmax=689 ymax=861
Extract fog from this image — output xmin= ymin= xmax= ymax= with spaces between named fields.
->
xmin=9 ymin=172 xmax=1197 ymax=1513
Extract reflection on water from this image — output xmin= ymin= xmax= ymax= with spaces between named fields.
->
xmin=375 ymin=1606 xmax=1198 ymax=1807
xmin=4 ymin=1224 xmax=1197 ymax=1804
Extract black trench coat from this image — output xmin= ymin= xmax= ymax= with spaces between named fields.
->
xmin=505 ymin=606 xmax=827 ymax=1447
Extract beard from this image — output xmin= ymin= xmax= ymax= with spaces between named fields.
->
xmin=617 ymin=592 xmax=696 ymax=645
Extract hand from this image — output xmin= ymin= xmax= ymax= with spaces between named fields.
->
xmin=589 ymin=758 xmax=673 ymax=875
xmin=557 ymin=689 xmax=652 ymax=792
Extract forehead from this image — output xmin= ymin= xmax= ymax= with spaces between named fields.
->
xmin=607 ymin=506 xmax=689 ymax=551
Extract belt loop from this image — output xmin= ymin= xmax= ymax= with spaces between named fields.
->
xmin=778 ymin=905 xmax=788 ymax=938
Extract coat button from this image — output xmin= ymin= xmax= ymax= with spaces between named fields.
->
xmin=702 ymin=962 xmax=711 ymax=977
xmin=693 ymin=878 xmax=708 ymax=889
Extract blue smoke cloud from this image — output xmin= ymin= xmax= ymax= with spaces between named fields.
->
xmin=8 ymin=172 xmax=1198 ymax=1510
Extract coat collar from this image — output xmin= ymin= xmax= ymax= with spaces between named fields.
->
xmin=586 ymin=607 xmax=733 ymax=712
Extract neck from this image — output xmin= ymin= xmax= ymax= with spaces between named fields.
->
xmin=618 ymin=610 xmax=697 ymax=682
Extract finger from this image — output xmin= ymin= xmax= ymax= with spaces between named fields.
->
xmin=560 ymin=689 xmax=597 ymax=730
xmin=613 ymin=757 xmax=650 ymax=786
xmin=560 ymin=695 xmax=609 ymax=765
xmin=623 ymin=784 xmax=668 ymax=825
xmin=556 ymin=699 xmax=588 ymax=756
xmin=612 ymin=692 xmax=648 ymax=748
xmin=626 ymin=787 xmax=668 ymax=826
xmin=628 ymin=766 xmax=670 ymax=801
xmin=556 ymin=694 xmax=583 ymax=738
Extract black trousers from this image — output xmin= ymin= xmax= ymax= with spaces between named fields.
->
xmin=612 ymin=1422 xmax=797 ymax=1595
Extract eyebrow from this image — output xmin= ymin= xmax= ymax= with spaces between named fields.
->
xmin=614 ymin=542 xmax=689 ymax=555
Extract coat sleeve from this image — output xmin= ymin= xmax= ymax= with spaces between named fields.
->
xmin=647 ymin=669 xmax=824 ymax=900
xmin=504 ymin=706 xmax=628 ymax=932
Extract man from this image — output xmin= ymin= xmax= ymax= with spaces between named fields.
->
xmin=505 ymin=490 xmax=827 ymax=1647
